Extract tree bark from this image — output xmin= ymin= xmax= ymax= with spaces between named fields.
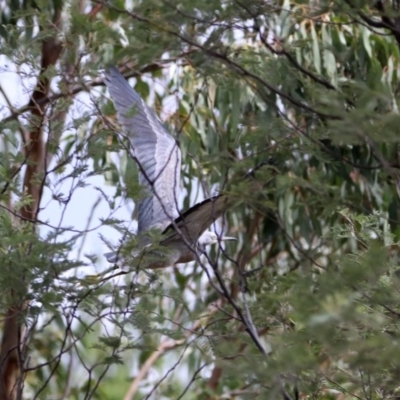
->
xmin=0 ymin=8 xmax=63 ymax=399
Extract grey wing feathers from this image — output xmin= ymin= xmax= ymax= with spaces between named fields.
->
xmin=161 ymin=195 xmax=230 ymax=245
xmin=104 ymin=251 xmax=118 ymax=263
xmin=105 ymin=67 xmax=181 ymax=233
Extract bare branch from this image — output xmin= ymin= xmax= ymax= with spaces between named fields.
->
xmin=123 ymin=301 xmax=222 ymax=400
xmin=0 ymin=6 xmax=64 ymax=398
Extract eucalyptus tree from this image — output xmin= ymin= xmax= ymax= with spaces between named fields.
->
xmin=0 ymin=0 xmax=400 ymax=399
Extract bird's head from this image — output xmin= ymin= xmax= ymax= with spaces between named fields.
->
xmin=198 ymin=231 xmax=236 ymax=248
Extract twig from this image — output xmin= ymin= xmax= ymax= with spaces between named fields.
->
xmin=123 ymin=300 xmax=222 ymax=400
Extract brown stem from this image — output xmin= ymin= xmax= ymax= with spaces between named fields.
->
xmin=123 ymin=300 xmax=222 ymax=400
xmin=0 ymin=8 xmax=64 ymax=399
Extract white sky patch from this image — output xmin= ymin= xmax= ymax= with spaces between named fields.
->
xmin=0 ymin=57 xmax=225 ymax=280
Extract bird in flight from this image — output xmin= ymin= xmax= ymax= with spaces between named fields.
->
xmin=103 ymin=67 xmax=235 ymax=269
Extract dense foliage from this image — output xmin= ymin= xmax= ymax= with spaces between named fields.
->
xmin=1 ymin=0 xmax=400 ymax=399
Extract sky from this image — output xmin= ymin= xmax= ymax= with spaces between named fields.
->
xmin=0 ymin=57 xmax=210 ymax=276
xmin=0 ymin=60 xmax=127 ymax=269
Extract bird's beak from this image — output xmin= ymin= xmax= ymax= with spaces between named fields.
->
xmin=221 ymin=236 xmax=237 ymax=241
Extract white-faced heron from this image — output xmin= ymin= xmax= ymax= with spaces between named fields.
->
xmin=104 ymin=67 xmax=235 ymax=268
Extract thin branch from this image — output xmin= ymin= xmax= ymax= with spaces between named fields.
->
xmin=143 ymin=342 xmax=191 ymax=400
xmin=0 ymin=5 xmax=64 ymax=399
xmin=236 ymin=0 xmax=336 ymax=91
xmin=0 ymin=83 xmax=26 ymax=145
xmin=0 ymin=59 xmax=186 ymax=126
xmin=176 ymin=363 xmax=208 ymax=400
xmin=123 ymin=301 xmax=222 ymax=400
xmin=95 ymin=0 xmax=342 ymax=121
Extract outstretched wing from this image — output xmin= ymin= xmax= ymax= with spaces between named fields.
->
xmin=161 ymin=195 xmax=230 ymax=245
xmin=105 ymin=67 xmax=181 ymax=232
